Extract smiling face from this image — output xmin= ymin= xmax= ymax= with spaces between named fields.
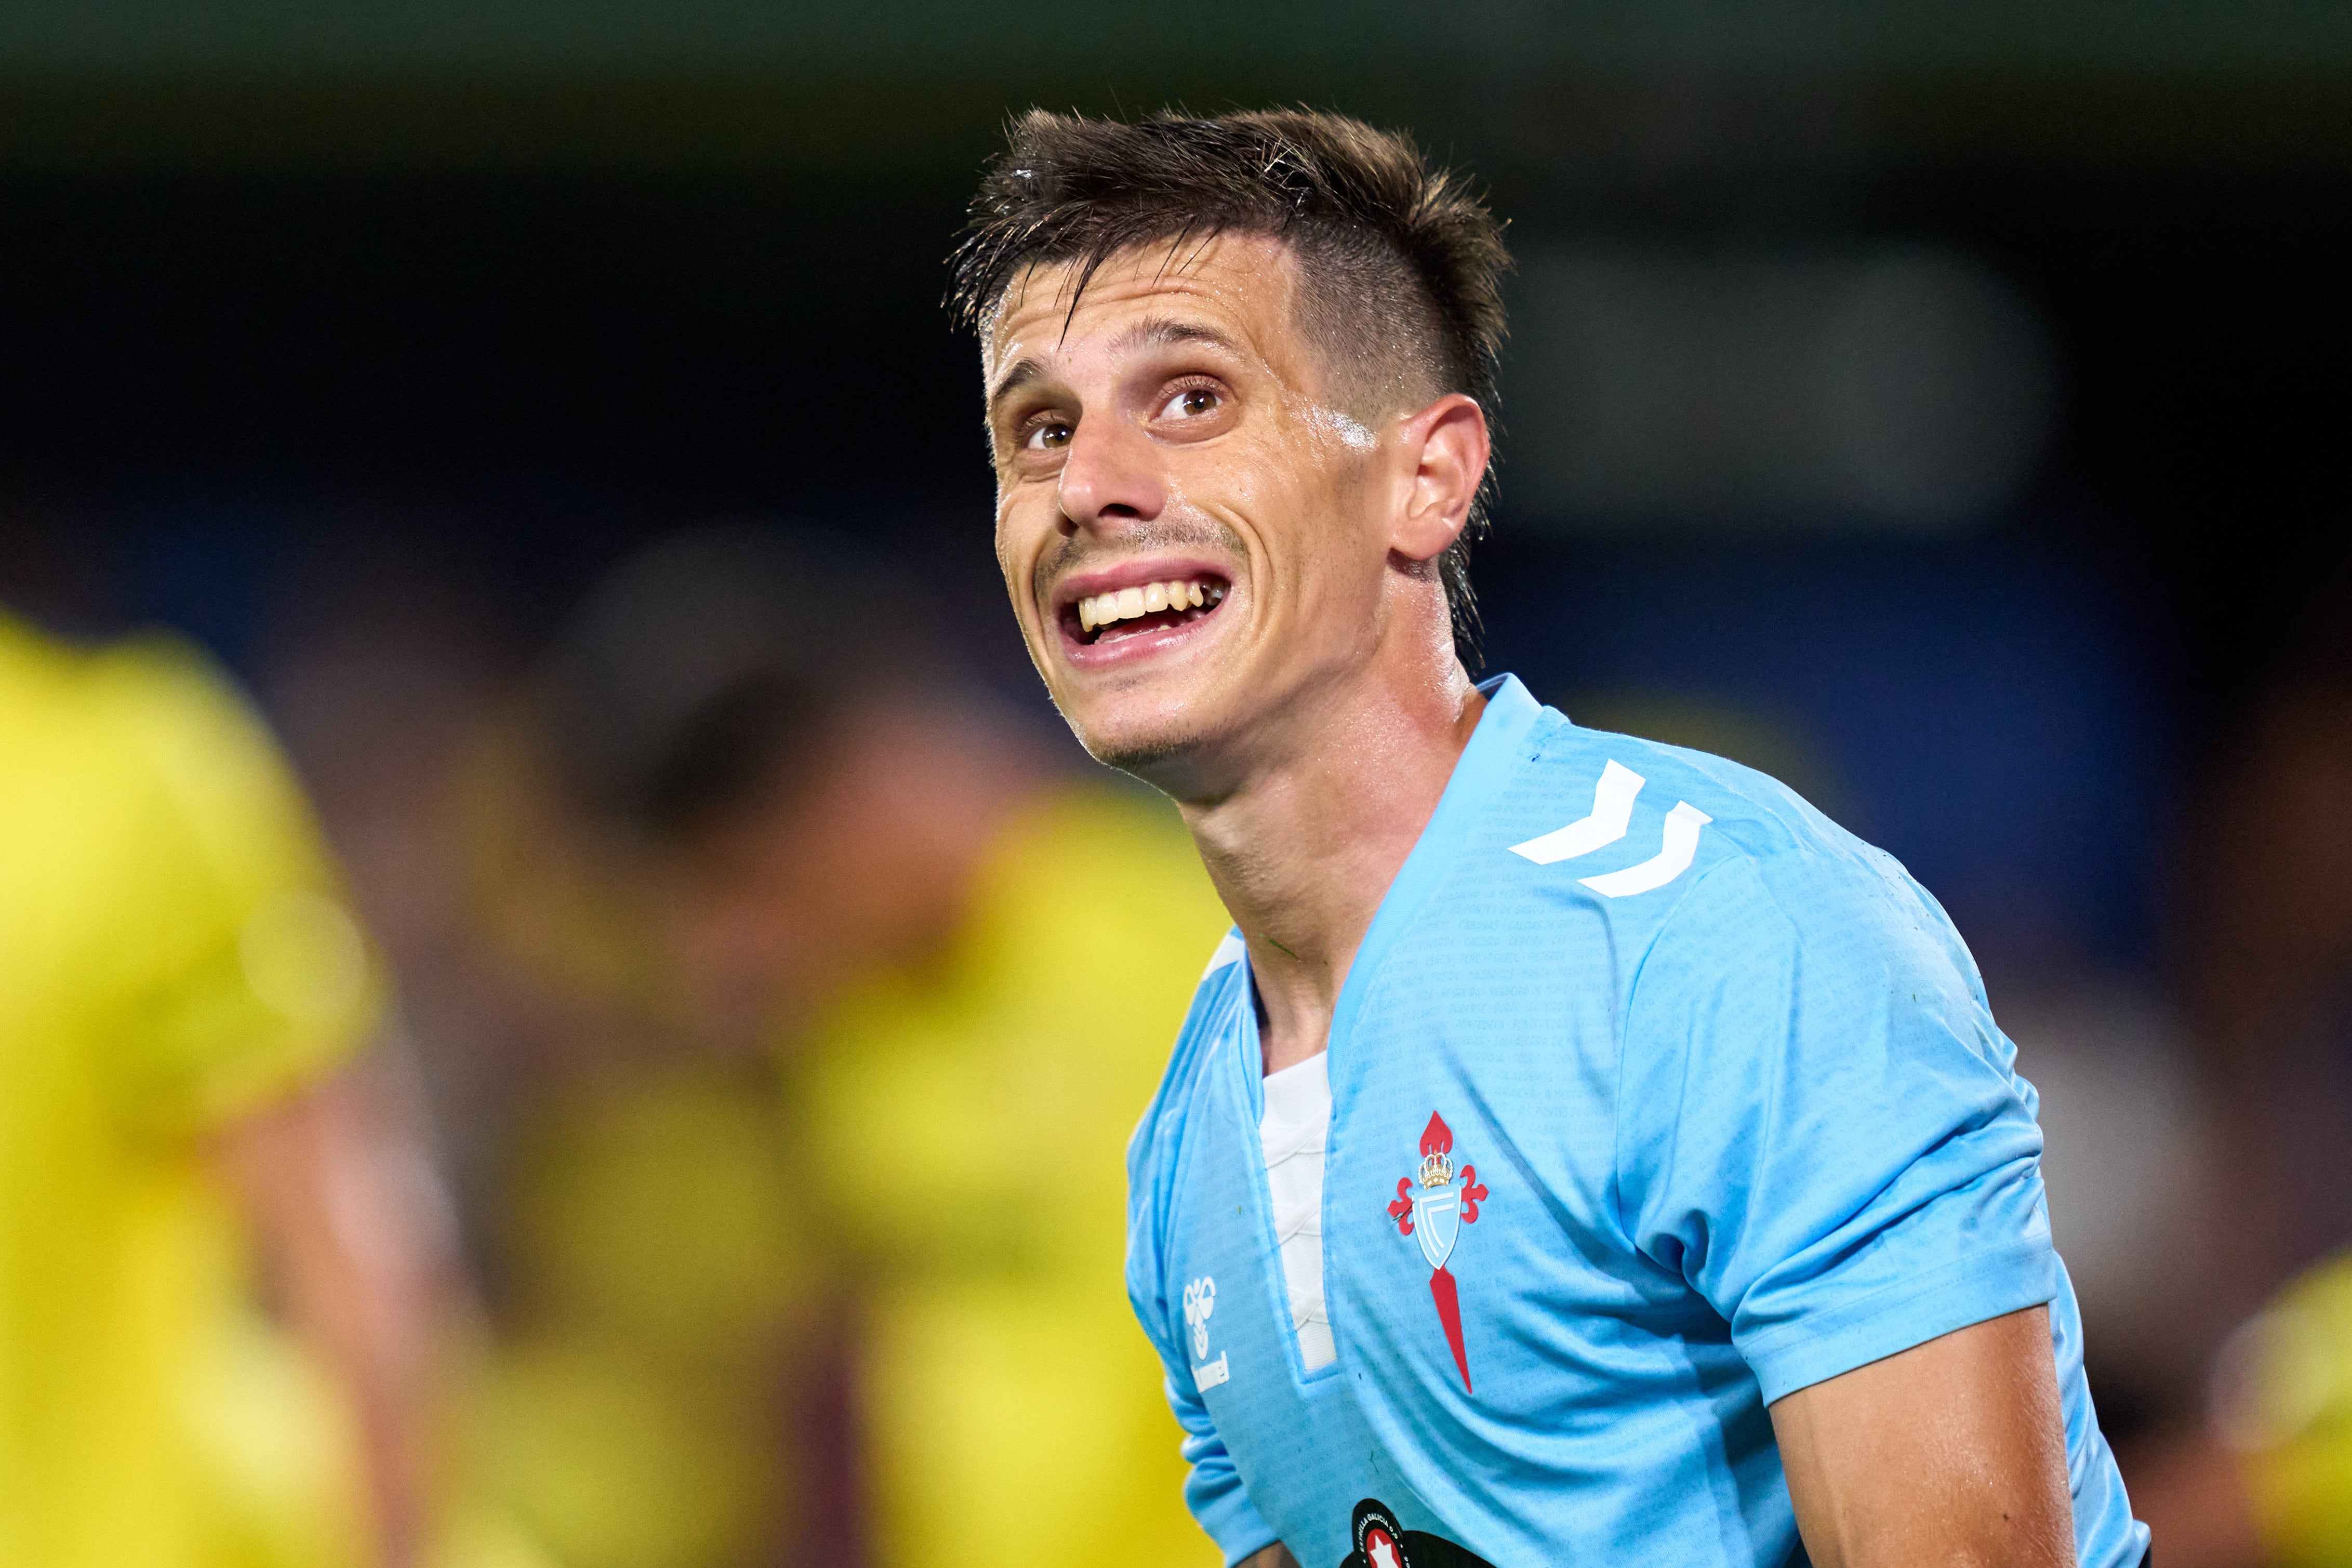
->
xmin=986 ymin=232 xmax=1440 ymax=795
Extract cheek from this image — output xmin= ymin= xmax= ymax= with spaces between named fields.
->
xmin=1234 ymin=451 xmax=1366 ymax=560
xmin=992 ymin=510 xmax=1015 ymax=577
xmin=1173 ymin=437 xmax=1290 ymax=538
xmin=993 ymin=498 xmax=1032 ymax=588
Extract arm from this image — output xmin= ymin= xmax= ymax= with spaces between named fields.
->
xmin=221 ymin=1060 xmax=456 ymax=1568
xmin=1771 ymin=1307 xmax=2075 ymax=1568
xmin=1237 ymin=1547 xmax=1300 ymax=1567
xmin=1127 ymin=1081 xmax=1280 ymax=1565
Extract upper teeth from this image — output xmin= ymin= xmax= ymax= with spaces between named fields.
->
xmin=1078 ymin=578 xmax=1224 ymax=632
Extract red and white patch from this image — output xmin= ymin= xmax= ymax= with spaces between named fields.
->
xmin=1385 ymin=1111 xmax=1491 ymax=1393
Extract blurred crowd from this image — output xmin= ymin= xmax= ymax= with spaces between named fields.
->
xmin=7 ymin=518 xmax=2352 ymax=1568
xmin=3 ymin=522 xmax=1231 ymax=1568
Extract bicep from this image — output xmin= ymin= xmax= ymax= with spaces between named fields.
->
xmin=1769 ymin=1306 xmax=2074 ymax=1568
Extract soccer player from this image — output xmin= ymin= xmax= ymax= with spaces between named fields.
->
xmin=949 ymin=110 xmax=2149 ymax=1567
xmin=497 ymin=528 xmax=1235 ymax=1568
xmin=0 ymin=608 xmax=440 ymax=1568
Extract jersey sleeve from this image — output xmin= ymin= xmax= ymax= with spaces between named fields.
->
xmin=1614 ymin=852 xmax=2058 ymax=1404
xmin=1162 ymin=1330 xmax=1278 ymax=1564
xmin=95 ymin=639 xmax=381 ymax=1132
xmin=1126 ymin=1091 xmax=1278 ymax=1564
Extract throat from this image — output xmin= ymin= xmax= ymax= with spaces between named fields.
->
xmin=1252 ymin=959 xmax=1336 ymax=1078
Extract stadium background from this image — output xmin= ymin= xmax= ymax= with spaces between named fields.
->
xmin=3 ymin=4 xmax=2349 ymax=1565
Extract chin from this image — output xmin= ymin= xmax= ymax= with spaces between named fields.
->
xmin=1062 ymin=686 xmax=1221 ymax=783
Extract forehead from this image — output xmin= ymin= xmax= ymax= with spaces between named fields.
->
xmin=984 ymin=231 xmax=1308 ymax=382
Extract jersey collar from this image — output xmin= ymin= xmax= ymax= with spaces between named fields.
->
xmin=1235 ymin=673 xmax=1544 ymax=1115
xmin=1325 ymin=672 xmax=1543 ymax=1075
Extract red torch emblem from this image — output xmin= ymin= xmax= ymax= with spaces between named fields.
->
xmin=1385 ymin=1110 xmax=1490 ymax=1393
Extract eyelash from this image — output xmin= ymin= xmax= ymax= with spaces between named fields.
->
xmin=1009 ymin=377 xmax=1228 ymax=455
xmin=1155 ymin=379 xmax=1223 ymax=419
xmin=1019 ymin=414 xmax=1073 ymax=450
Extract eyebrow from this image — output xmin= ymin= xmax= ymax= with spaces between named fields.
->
xmin=987 ymin=358 xmax=1047 ymax=415
xmin=986 ymin=316 xmax=1244 ymax=416
xmin=1111 ymin=316 xmax=1242 ymax=358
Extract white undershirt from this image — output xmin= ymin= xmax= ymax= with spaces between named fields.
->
xmin=1260 ymin=1050 xmax=1337 ymax=1370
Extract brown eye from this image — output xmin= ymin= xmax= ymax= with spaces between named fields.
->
xmin=1157 ymin=387 xmax=1220 ymax=420
xmin=1025 ymin=419 xmax=1073 ymax=450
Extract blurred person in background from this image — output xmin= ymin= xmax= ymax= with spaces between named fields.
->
xmin=0 ymin=605 xmax=449 ymax=1568
xmin=2127 ymin=1251 xmax=2352 ymax=1568
xmin=2118 ymin=615 xmax=2352 ymax=1568
xmin=456 ymin=526 xmax=1226 ymax=1568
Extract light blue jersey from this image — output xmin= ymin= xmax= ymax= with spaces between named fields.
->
xmin=1126 ymin=675 xmax=2146 ymax=1568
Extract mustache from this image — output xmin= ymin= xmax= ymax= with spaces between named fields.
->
xmin=1032 ymin=515 xmax=1245 ymax=604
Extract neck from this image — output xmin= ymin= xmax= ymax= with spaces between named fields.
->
xmin=1173 ymin=649 xmax=1485 ymax=1077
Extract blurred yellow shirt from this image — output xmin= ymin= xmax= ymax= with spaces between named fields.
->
xmin=2226 ymin=1252 xmax=2352 ymax=1567
xmin=456 ymin=1060 xmax=826 ymax=1568
xmin=802 ymin=783 xmax=1231 ymax=1568
xmin=0 ymin=615 xmax=379 ymax=1568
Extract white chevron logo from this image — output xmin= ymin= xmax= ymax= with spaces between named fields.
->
xmin=1577 ymin=801 xmax=1712 ymax=897
xmin=1508 ymin=759 xmax=1642 ymax=865
xmin=1509 ymin=762 xmax=1712 ymax=898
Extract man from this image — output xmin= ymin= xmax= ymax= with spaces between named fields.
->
xmin=472 ymin=527 xmax=1230 ymax=1568
xmin=0 ymin=607 xmax=440 ymax=1568
xmin=949 ymin=109 xmax=2148 ymax=1567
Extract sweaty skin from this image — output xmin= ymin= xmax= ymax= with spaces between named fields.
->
xmin=982 ymin=231 xmax=2076 ymax=1568
xmin=986 ymin=233 xmax=1486 ymax=1077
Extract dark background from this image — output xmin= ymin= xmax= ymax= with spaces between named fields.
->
xmin=5 ymin=0 xmax=2350 ymax=1463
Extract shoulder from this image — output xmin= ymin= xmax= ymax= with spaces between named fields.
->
xmin=0 ymin=620 xmax=225 ymax=777
xmin=1500 ymin=709 xmax=1979 ymax=990
xmin=4 ymin=623 xmax=323 ymax=888
xmin=1507 ymin=709 xmax=1849 ymax=871
xmin=1125 ymin=929 xmax=1246 ymax=1188
xmin=88 ymin=632 xmax=315 ymax=848
xmin=1124 ymin=928 xmax=1246 ymax=1301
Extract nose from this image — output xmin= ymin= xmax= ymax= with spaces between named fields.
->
xmin=1055 ymin=414 xmax=1167 ymax=535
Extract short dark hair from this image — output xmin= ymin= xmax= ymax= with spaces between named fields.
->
xmin=948 ymin=108 xmax=1511 ymax=662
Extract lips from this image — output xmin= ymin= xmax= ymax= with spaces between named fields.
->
xmin=1052 ymin=564 xmax=1233 ymax=667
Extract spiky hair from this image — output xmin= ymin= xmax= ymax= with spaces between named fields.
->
xmin=947 ymin=107 xmax=1512 ymax=662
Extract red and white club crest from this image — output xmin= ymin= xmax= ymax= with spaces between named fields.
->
xmin=1386 ymin=1111 xmax=1490 ymax=1393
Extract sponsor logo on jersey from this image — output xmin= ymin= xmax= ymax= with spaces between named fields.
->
xmin=1183 ymin=1274 xmax=1228 ymax=1389
xmin=1385 ymin=1112 xmax=1490 ymax=1393
xmin=1339 ymin=1497 xmax=1496 ymax=1568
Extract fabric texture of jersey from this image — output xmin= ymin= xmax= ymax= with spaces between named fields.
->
xmin=0 ymin=615 xmax=381 ymax=1568
xmin=1126 ymin=674 xmax=2146 ymax=1568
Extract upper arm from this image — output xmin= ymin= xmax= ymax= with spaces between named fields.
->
xmin=1617 ymin=857 xmax=2057 ymax=1401
xmin=1770 ymin=1306 xmax=2074 ymax=1568
xmin=1126 ymin=1114 xmax=1278 ymax=1563
xmin=103 ymin=643 xmax=378 ymax=1129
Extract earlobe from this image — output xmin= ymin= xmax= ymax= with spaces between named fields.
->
xmin=1390 ymin=394 xmax=1490 ymax=564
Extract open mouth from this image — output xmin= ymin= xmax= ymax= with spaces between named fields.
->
xmin=1061 ymin=574 xmax=1230 ymax=650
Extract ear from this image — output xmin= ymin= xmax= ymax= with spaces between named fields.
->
xmin=1388 ymin=393 xmax=1490 ymax=564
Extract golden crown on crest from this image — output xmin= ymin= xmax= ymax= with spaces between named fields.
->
xmin=1417 ymin=1150 xmax=1455 ymax=1189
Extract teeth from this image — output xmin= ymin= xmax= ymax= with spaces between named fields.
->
xmin=1073 ymin=577 xmax=1227 ymax=636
